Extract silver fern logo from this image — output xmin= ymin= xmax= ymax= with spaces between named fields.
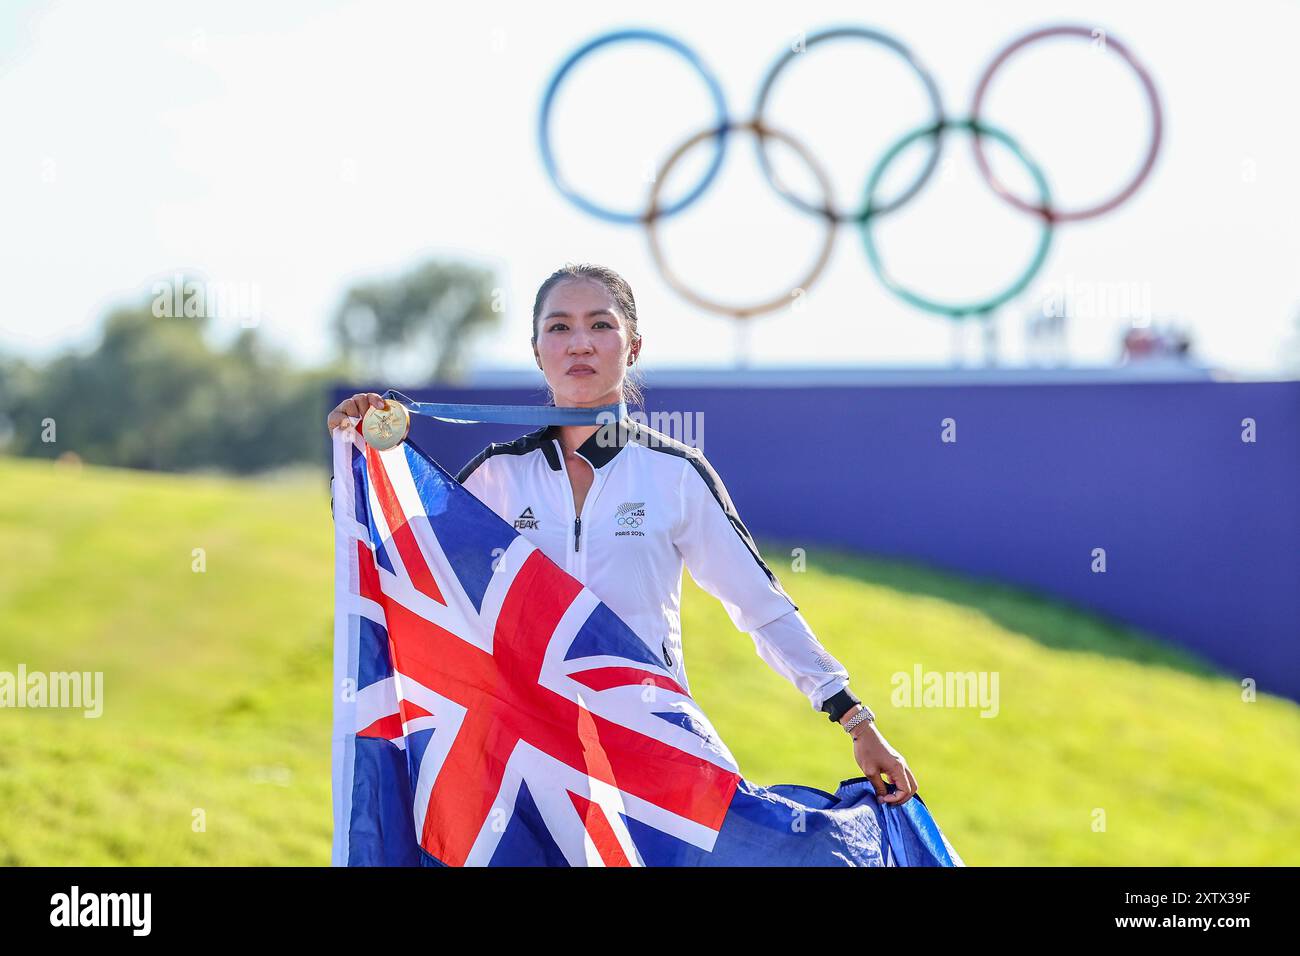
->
xmin=615 ymin=501 xmax=646 ymax=536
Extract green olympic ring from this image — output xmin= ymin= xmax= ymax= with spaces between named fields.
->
xmin=859 ymin=116 xmax=1054 ymax=318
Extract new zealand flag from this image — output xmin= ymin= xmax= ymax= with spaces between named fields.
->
xmin=330 ymin=427 xmax=964 ymax=867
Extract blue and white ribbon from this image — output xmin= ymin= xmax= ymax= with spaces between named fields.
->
xmin=382 ymin=388 xmax=628 ymax=427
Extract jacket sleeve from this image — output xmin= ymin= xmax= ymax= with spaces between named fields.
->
xmin=672 ymin=453 xmax=854 ymax=710
xmin=673 ymin=451 xmax=797 ymax=633
xmin=749 ymin=609 xmax=853 ymax=712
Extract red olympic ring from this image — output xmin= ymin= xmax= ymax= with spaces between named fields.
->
xmin=969 ymin=24 xmax=1164 ymax=223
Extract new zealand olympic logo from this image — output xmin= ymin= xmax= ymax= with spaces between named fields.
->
xmin=539 ymin=24 xmax=1163 ymax=320
xmin=615 ymin=501 xmax=646 ymax=536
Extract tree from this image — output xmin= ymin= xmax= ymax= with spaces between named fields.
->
xmin=330 ymin=259 xmax=501 ymax=384
xmin=1 ymin=289 xmax=338 ymax=473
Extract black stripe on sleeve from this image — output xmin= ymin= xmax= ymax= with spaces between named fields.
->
xmin=681 ymin=451 xmax=798 ymax=608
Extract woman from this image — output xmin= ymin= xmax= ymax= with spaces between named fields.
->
xmin=328 ymin=263 xmax=918 ymax=806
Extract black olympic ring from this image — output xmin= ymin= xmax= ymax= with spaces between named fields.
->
xmin=618 ymin=516 xmax=643 ymax=528
xmin=538 ymin=24 xmax=1163 ymax=320
xmin=751 ymin=26 xmax=946 ymax=223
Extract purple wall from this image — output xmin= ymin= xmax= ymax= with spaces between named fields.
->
xmin=334 ymin=378 xmax=1300 ymax=701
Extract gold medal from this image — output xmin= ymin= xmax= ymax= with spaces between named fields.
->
xmin=361 ymin=399 xmax=411 ymax=451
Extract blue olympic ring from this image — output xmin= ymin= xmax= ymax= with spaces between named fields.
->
xmin=537 ymin=28 xmax=730 ymax=225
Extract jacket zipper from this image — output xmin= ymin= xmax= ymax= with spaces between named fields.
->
xmin=558 ymin=437 xmax=607 ymax=560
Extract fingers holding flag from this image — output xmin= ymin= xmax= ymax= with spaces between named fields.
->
xmin=881 ymin=764 xmax=920 ymax=806
xmin=878 ymin=758 xmax=917 ymax=805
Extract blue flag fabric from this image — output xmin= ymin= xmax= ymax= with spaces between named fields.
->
xmin=331 ymin=427 xmax=964 ymax=867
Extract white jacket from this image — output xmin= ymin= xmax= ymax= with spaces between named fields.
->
xmin=454 ymin=414 xmax=857 ymax=715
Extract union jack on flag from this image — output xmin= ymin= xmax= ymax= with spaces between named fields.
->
xmin=331 ymin=426 xmax=964 ymax=867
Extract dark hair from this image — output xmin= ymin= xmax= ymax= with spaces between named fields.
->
xmin=531 ymin=263 xmax=644 ymax=408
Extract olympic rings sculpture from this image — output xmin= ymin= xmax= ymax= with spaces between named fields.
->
xmin=537 ymin=24 xmax=1163 ymax=320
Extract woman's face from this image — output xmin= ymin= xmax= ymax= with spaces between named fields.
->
xmin=534 ymin=278 xmax=638 ymax=407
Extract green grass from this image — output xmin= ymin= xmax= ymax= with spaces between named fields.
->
xmin=1 ymin=455 xmax=1296 ymax=865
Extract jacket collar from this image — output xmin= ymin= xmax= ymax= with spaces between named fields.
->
xmin=530 ymin=414 xmax=638 ymax=471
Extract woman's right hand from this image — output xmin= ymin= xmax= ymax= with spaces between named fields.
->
xmin=327 ymin=392 xmax=386 ymax=433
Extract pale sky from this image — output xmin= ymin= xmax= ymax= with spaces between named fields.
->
xmin=2 ymin=0 xmax=1297 ymax=376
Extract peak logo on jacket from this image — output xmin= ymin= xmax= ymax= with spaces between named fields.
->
xmin=615 ymin=501 xmax=646 ymax=537
xmin=514 ymin=506 xmax=539 ymax=530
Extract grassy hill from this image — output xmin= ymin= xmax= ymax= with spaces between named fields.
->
xmin=1 ymin=456 xmax=1296 ymax=865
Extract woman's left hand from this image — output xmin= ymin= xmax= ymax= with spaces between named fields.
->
xmin=848 ymin=718 xmax=918 ymax=806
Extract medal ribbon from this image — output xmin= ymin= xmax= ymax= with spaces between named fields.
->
xmin=381 ymin=388 xmax=629 ymax=427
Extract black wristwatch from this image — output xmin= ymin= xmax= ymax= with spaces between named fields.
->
xmin=820 ymin=687 xmax=862 ymax=723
